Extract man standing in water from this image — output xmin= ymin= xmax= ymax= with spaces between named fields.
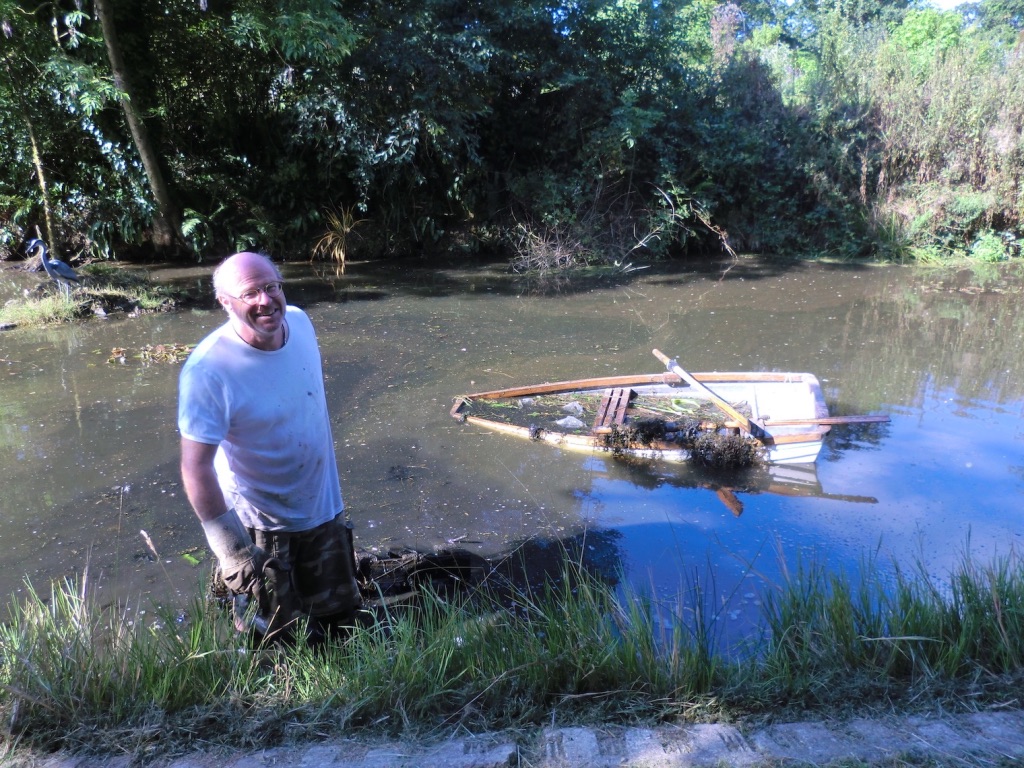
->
xmin=178 ymin=251 xmax=361 ymax=643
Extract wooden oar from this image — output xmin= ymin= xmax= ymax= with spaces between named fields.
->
xmin=715 ymin=488 xmax=744 ymax=517
xmin=651 ymin=349 xmax=768 ymax=442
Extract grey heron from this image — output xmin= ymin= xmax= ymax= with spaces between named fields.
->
xmin=27 ymin=238 xmax=79 ymax=296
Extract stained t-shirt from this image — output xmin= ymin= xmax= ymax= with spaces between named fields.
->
xmin=177 ymin=306 xmax=342 ymax=532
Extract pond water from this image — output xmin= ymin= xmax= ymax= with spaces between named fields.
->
xmin=1 ymin=257 xmax=1022 ymax=647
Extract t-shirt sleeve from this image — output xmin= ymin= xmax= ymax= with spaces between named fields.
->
xmin=178 ymin=361 xmax=229 ymax=446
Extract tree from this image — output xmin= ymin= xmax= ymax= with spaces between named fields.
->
xmin=93 ymin=0 xmax=183 ymax=253
xmin=0 ymin=0 xmax=127 ymax=257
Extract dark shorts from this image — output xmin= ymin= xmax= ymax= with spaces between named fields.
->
xmin=249 ymin=514 xmax=361 ymax=618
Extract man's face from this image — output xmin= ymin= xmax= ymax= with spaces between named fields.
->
xmin=217 ymin=256 xmax=287 ymax=350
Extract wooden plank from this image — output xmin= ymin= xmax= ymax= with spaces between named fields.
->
xmin=612 ymin=388 xmax=632 ymax=425
xmin=716 ymin=488 xmax=744 ymax=517
xmin=453 ymin=371 xmax=821 ymax=405
xmin=593 ymin=388 xmax=633 ymax=430
xmin=456 ymin=373 xmax=671 ymax=403
xmin=759 ymin=415 xmax=889 ymax=426
xmin=594 ymin=390 xmax=616 ymax=429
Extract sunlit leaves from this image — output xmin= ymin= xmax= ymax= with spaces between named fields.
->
xmin=888 ymin=8 xmax=965 ymax=77
xmin=228 ymin=0 xmax=356 ymax=66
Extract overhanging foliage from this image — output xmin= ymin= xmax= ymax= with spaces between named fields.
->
xmin=0 ymin=0 xmax=1020 ymax=265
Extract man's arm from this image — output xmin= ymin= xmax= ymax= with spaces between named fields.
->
xmin=180 ymin=437 xmax=228 ymax=523
xmin=180 ymin=436 xmax=267 ymax=595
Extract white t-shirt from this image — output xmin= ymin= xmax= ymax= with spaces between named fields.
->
xmin=177 ymin=306 xmax=343 ymax=532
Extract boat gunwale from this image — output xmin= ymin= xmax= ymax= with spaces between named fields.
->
xmin=450 ymin=371 xmax=824 ymax=405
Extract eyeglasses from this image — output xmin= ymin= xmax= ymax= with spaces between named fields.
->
xmin=225 ymin=281 xmax=284 ymax=305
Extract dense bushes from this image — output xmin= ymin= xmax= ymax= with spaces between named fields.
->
xmin=749 ymin=5 xmax=1024 ymax=261
xmin=0 ymin=1 xmax=1021 ymax=265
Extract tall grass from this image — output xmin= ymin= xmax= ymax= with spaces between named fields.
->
xmin=0 ymin=579 xmax=259 ymax=745
xmin=3 ymin=545 xmax=1024 ymax=761
xmin=0 ymin=265 xmax=178 ymax=328
xmin=0 ymin=292 xmax=82 ymax=326
xmin=821 ymin=12 xmax=1024 ymax=260
xmin=756 ymin=547 xmax=1024 ymax=709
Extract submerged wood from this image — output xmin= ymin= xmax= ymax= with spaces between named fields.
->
xmin=450 ymin=370 xmax=855 ymax=465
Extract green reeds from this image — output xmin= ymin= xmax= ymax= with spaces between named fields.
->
xmin=3 ymin=544 xmax=1024 ymax=759
xmin=0 ymin=578 xmax=263 ymax=749
xmin=301 ymin=570 xmax=720 ymax=731
xmin=0 ymin=565 xmax=720 ymax=755
xmin=0 ymin=292 xmax=82 ymax=326
xmin=755 ymin=547 xmax=1024 ymax=709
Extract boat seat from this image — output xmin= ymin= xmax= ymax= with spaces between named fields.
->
xmin=593 ymin=388 xmax=634 ymax=431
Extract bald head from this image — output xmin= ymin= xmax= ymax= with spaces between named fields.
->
xmin=212 ymin=252 xmax=282 ymax=299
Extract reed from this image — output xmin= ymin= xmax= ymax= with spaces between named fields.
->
xmin=2 ymin=545 xmax=1024 ymax=761
xmin=752 ymin=547 xmax=1024 ymax=710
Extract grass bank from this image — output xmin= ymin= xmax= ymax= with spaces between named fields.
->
xmin=2 ymin=546 xmax=1024 ymax=764
xmin=0 ymin=263 xmax=184 ymax=328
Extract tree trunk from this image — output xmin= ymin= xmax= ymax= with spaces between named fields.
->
xmin=93 ymin=0 xmax=186 ymax=255
xmin=26 ymin=118 xmax=58 ymax=257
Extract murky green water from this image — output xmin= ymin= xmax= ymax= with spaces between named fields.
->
xmin=2 ymin=258 xmax=1022 ymax=643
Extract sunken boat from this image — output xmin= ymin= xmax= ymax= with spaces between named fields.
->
xmin=450 ymin=350 xmax=889 ymax=467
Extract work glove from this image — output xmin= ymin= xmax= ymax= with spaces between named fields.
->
xmin=201 ymin=508 xmax=268 ymax=598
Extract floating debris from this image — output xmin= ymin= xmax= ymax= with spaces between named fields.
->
xmin=602 ymin=418 xmax=765 ymax=469
xmin=107 ymin=343 xmax=193 ymax=365
xmin=452 ymin=370 xmax=830 ymax=465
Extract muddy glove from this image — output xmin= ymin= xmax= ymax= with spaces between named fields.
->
xmin=202 ymin=508 xmax=267 ymax=598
